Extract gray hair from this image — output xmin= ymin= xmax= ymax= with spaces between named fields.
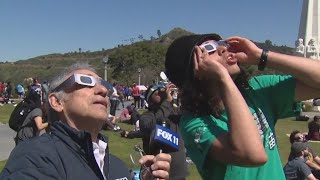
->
xmin=46 ymin=62 xmax=96 ymax=123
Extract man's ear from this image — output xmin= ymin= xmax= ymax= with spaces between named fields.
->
xmin=48 ymin=93 xmax=63 ymax=112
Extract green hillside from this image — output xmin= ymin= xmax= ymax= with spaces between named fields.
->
xmin=0 ymin=27 xmax=294 ymax=87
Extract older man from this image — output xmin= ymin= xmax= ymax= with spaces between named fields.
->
xmin=0 ymin=63 xmax=171 ymax=180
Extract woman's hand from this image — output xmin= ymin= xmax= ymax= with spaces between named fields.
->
xmin=139 ymin=153 xmax=171 ymax=180
xmin=193 ymin=45 xmax=229 ymax=81
xmin=224 ymin=36 xmax=262 ymax=65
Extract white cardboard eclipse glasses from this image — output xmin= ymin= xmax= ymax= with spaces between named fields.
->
xmin=199 ymin=41 xmax=229 ymax=53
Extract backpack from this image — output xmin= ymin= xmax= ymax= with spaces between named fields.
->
xmin=8 ymin=100 xmax=32 ymax=132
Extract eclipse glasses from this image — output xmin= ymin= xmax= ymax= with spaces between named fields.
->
xmin=199 ymin=41 xmax=230 ymax=53
xmin=52 ymin=73 xmax=113 ymax=96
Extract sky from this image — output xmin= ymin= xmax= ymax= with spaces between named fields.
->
xmin=0 ymin=0 xmax=303 ymax=62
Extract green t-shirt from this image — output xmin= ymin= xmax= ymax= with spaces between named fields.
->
xmin=180 ymin=75 xmax=296 ymax=180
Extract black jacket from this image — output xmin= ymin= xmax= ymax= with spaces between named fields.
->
xmin=140 ymin=101 xmax=188 ymax=180
xmin=0 ymin=121 xmax=131 ymax=180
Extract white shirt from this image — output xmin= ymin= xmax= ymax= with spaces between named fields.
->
xmin=92 ymin=140 xmax=108 ymax=180
xmin=110 ymin=87 xmax=118 ymax=100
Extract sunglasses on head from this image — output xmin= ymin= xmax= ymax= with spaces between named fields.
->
xmin=294 ymin=135 xmax=306 ymax=141
xmin=52 ymin=73 xmax=114 ymax=96
xmin=199 ymin=40 xmax=230 ymax=54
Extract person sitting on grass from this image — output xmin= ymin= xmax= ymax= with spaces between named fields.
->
xmin=306 ymin=116 xmax=320 ymax=141
xmin=284 ymin=142 xmax=317 ymax=180
xmin=290 ymin=130 xmax=320 ymax=178
xmin=120 ymin=105 xmax=142 ymax=139
xmin=119 ymin=104 xmax=140 ymax=125
xmin=120 ymin=120 xmax=143 ymax=139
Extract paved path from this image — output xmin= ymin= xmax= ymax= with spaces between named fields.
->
xmin=0 ymin=100 xmax=133 ymax=161
xmin=0 ymin=124 xmax=15 ymax=161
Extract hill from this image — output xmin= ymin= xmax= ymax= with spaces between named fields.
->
xmin=0 ymin=27 xmax=294 ymax=87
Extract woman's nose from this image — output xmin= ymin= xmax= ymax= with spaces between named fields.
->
xmin=217 ymin=45 xmax=228 ymax=55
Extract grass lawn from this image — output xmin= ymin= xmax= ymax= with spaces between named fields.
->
xmin=0 ymin=104 xmax=318 ymax=179
xmin=276 ymin=117 xmax=320 ymax=166
xmin=0 ymin=104 xmax=15 ymax=124
xmin=0 ymin=160 xmax=5 ymax=171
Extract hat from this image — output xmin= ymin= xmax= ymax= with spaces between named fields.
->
xmin=165 ymin=33 xmax=222 ymax=88
xmin=145 ymin=84 xmax=164 ymax=102
xmin=291 ymin=142 xmax=308 ymax=154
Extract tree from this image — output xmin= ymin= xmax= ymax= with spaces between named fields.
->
xmin=130 ymin=38 xmax=135 ymax=44
xmin=265 ymin=40 xmax=272 ymax=47
xmin=138 ymin=35 xmax=144 ymax=41
xmin=157 ymin=29 xmax=161 ymax=38
xmin=0 ymin=27 xmax=295 ymax=87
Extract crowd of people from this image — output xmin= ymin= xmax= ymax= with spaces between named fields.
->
xmin=0 ymin=81 xmax=13 ymax=105
xmin=0 ymin=78 xmax=49 ymax=105
xmin=0 ymin=33 xmax=320 ymax=180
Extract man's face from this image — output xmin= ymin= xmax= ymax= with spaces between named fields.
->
xmin=149 ymin=87 xmax=166 ymax=105
xmin=33 ymin=79 xmax=39 ymax=84
xmin=294 ymin=133 xmax=305 ymax=142
xmin=303 ymin=148 xmax=309 ymax=156
xmin=60 ymin=69 xmax=109 ymax=130
xmin=200 ymin=40 xmax=240 ymax=77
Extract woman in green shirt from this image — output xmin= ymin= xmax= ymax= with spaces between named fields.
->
xmin=164 ymin=34 xmax=320 ymax=179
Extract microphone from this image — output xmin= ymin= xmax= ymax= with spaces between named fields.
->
xmin=149 ymin=120 xmax=179 ymax=154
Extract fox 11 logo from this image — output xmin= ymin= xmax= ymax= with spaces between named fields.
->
xmin=155 ymin=125 xmax=179 ymax=149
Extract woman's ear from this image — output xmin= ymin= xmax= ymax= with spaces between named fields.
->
xmin=48 ymin=93 xmax=63 ymax=112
